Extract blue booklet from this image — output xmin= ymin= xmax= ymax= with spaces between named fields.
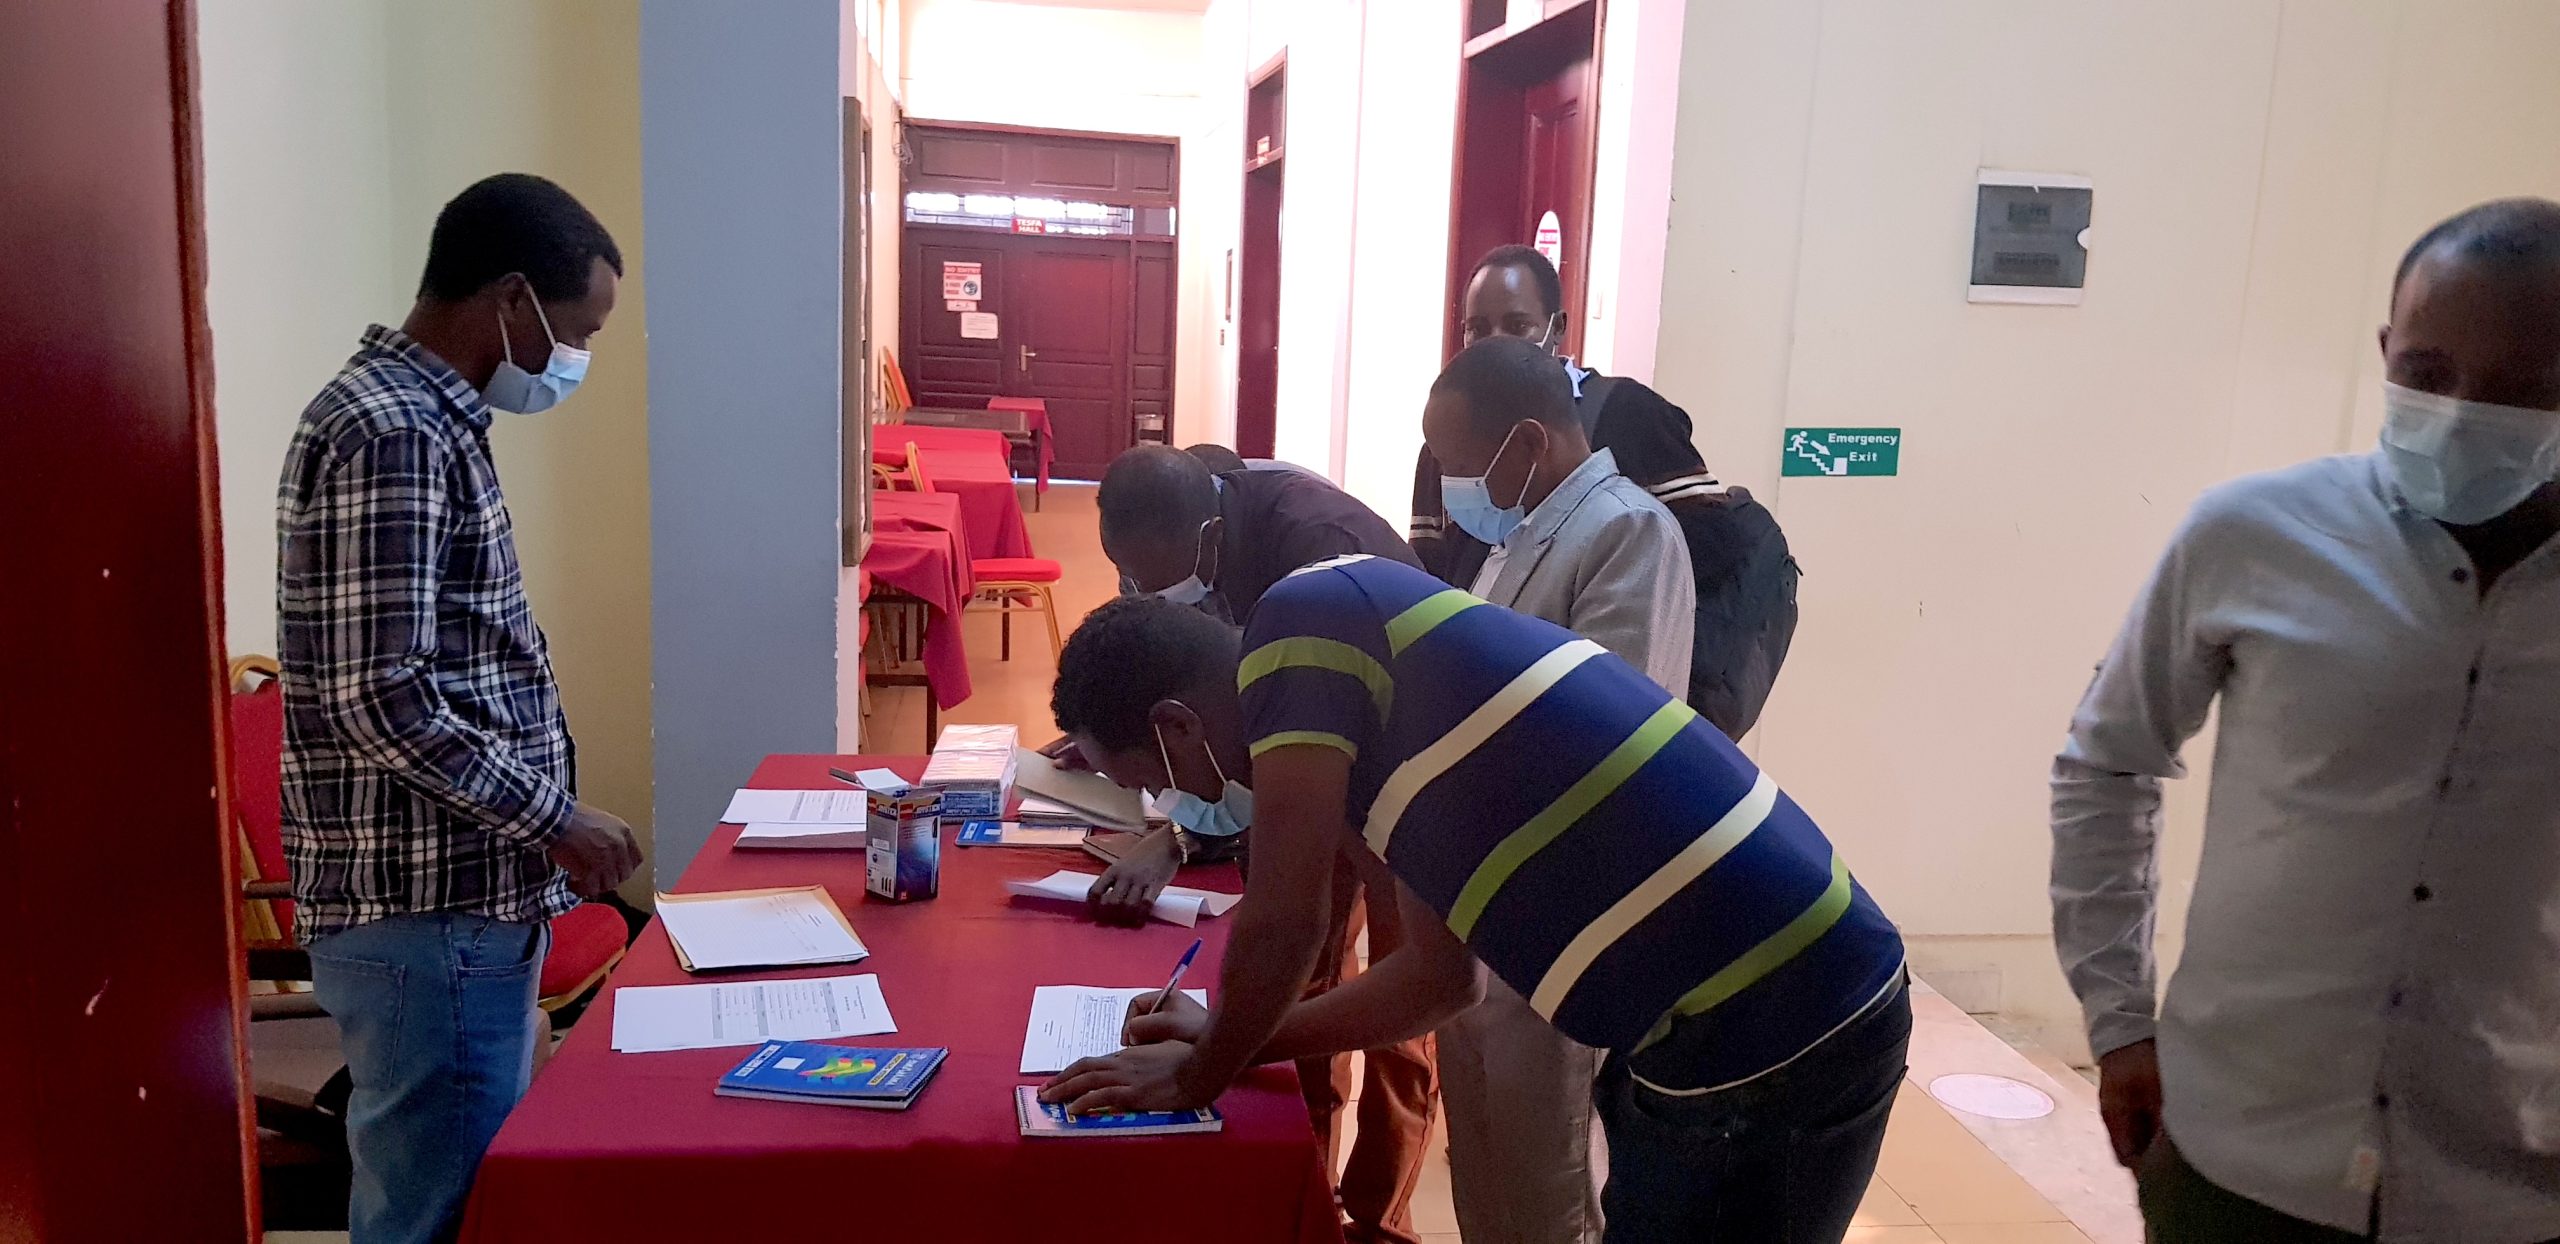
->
xmin=716 ymin=1042 xmax=948 ymax=1110
xmin=1015 ymin=1084 xmax=1223 ymax=1138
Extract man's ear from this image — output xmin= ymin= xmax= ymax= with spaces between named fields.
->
xmin=2376 ymin=323 xmax=2390 ymax=362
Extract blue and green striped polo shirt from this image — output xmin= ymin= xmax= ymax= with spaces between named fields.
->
xmin=1241 ymin=554 xmax=1903 ymax=1082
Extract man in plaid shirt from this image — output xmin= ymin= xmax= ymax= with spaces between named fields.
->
xmin=277 ymin=173 xmax=639 ymax=1244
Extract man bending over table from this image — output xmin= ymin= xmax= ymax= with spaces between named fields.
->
xmin=1040 ymin=556 xmax=1911 ymax=1242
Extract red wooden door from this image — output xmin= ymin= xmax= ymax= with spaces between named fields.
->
xmin=0 ymin=0 xmax=255 ymax=1238
xmin=1236 ymin=164 xmax=1284 ymax=459
xmin=1521 ymin=68 xmax=1591 ymax=351
xmin=906 ymin=236 xmax=1009 ymax=410
xmin=1003 ymin=238 xmax=1131 ymax=479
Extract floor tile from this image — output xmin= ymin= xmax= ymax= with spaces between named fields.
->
xmin=1933 ymin=1225 xmax=2094 ymax=1244
xmin=1846 ymin=1228 xmax=1947 ymax=1244
xmin=1878 ymin=1084 xmax=2073 ymax=1226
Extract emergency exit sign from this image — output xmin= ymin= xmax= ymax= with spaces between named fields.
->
xmin=1783 ymin=428 xmax=1902 ymax=477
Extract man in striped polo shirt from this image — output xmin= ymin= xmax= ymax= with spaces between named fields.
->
xmin=1043 ymin=554 xmax=1909 ymax=1240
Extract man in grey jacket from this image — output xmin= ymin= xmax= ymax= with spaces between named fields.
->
xmin=1419 ymin=335 xmax=1695 ymax=1244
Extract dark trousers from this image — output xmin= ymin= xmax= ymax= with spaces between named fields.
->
xmin=1594 ymin=982 xmax=1911 ymax=1242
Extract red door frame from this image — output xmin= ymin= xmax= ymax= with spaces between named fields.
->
xmin=1445 ymin=0 xmax=1606 ymax=361
xmin=0 ymin=0 xmax=255 ymax=1238
xmin=1234 ymin=52 xmax=1288 ymax=460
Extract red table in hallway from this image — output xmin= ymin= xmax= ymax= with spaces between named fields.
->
xmin=918 ymin=443 xmax=1035 ymax=562
xmin=864 ymin=493 xmax=976 ymax=710
xmin=459 ymin=755 xmax=1341 ymax=1244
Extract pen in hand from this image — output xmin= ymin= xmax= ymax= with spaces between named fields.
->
xmin=1135 ymin=938 xmax=1204 ymax=1040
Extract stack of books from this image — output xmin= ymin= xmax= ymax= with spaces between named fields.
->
xmin=920 ymin=724 xmax=1018 ymax=820
xmin=715 ymin=1041 xmax=948 ymax=1110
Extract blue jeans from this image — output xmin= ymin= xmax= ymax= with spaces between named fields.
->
xmin=308 ymin=913 xmax=548 ymax=1244
xmin=1595 ymin=981 xmax=1912 ymax=1242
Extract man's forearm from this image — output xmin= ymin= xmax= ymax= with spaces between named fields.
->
xmin=2050 ymin=756 xmax=2165 ymax=1055
xmin=1181 ymin=874 xmax=1334 ymax=1095
xmin=319 ymin=663 xmax=573 ymax=845
xmin=1256 ymin=943 xmax=1483 ymax=1064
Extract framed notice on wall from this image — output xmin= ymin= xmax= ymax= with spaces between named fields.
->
xmin=1968 ymin=170 xmax=2092 ymax=305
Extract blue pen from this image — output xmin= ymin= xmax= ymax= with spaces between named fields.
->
xmin=1150 ymin=938 xmax=1204 ymax=1016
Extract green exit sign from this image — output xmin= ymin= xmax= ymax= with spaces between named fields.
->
xmin=1783 ymin=427 xmax=1902 ymax=477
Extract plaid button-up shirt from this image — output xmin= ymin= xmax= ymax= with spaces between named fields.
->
xmin=277 ymin=325 xmax=576 ymax=942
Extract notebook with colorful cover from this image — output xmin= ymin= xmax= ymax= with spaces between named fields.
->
xmin=1014 ymin=1084 xmax=1223 ymax=1138
xmin=716 ymin=1041 xmax=948 ymax=1110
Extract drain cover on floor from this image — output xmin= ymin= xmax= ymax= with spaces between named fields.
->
xmin=1927 ymin=1073 xmax=2055 ymax=1120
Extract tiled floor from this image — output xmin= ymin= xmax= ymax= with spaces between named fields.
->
xmin=261 ymin=481 xmax=2137 ymax=1243
xmin=858 ymin=482 xmax=2137 ymax=1244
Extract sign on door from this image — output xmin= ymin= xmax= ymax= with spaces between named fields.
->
xmin=940 ymin=261 xmax=983 ymax=301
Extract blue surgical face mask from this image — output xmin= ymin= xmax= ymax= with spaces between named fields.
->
xmin=1152 ymin=518 xmax=1217 ymax=606
xmin=2379 ymin=382 xmax=2560 ymax=524
xmin=1440 ymin=423 xmax=1537 ymax=546
xmin=1152 ymin=718 xmax=1251 ymax=838
xmin=486 ymin=282 xmax=590 ymax=414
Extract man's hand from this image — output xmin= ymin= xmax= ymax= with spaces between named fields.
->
xmin=548 ymin=801 xmax=641 ymax=898
xmin=1037 ymin=734 xmax=1094 ymax=773
xmin=1124 ymin=986 xmax=1211 ymax=1046
xmin=1040 ymin=1041 xmax=1207 ymax=1116
xmin=1087 ymin=828 xmax=1181 ymax=927
xmin=2097 ymin=1039 xmax=2164 ymax=1168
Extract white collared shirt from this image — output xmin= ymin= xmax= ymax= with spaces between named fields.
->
xmin=2054 ymin=452 xmax=2560 ymax=1241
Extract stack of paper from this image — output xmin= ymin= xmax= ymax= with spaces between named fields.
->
xmin=720 ymin=788 xmax=869 ymax=825
xmin=1012 ymin=748 xmax=1155 ymax=831
xmin=656 ymin=887 xmax=869 ymax=971
xmin=921 ymin=724 xmax=1018 ymax=819
xmin=611 ymin=973 xmax=897 ymax=1053
xmin=1003 ymin=869 xmax=1242 ymax=928
xmin=1018 ymin=983 xmax=1212 ymax=1074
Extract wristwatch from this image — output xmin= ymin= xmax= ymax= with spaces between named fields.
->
xmin=1171 ymin=826 xmax=1207 ymax=864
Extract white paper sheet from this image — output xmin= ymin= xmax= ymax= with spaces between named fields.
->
xmin=720 ymin=788 xmax=870 ymax=824
xmin=734 ymin=822 xmax=867 ymax=850
xmin=656 ymin=890 xmax=869 ymax=970
xmin=1013 ymin=748 xmax=1148 ymax=829
xmin=610 ymin=974 xmax=897 ymax=1053
xmin=1019 ymin=984 xmax=1211 ymax=1074
xmin=1002 ymin=869 xmax=1242 ymax=927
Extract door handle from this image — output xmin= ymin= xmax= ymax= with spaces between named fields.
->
xmin=1018 ymin=346 xmax=1038 ymax=373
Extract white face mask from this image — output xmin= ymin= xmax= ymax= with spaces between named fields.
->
xmin=1152 ymin=517 xmax=1216 ymax=606
xmin=485 ymin=283 xmax=590 ymax=415
xmin=2378 ymin=382 xmax=2560 ymax=524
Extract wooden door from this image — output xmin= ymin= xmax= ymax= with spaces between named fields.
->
xmin=1236 ymin=164 xmax=1284 ymax=459
xmin=906 ymin=236 xmax=1009 ymax=409
xmin=1520 ymin=68 xmax=1591 ymax=342
xmin=1003 ymin=238 xmax=1131 ymax=478
xmin=0 ymin=0 xmax=255 ymax=1237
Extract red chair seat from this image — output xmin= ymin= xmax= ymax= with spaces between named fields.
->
xmin=540 ymin=902 xmax=627 ymax=1000
xmin=971 ymin=556 xmax=1061 ymax=583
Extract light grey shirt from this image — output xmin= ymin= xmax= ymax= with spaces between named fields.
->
xmin=2053 ymin=452 xmax=2560 ymax=1241
xmin=1471 ymin=448 xmax=1694 ymax=695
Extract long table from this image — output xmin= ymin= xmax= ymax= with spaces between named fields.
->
xmin=460 ymin=754 xmax=1341 ymax=1244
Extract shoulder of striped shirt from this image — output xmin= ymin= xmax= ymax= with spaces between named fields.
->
xmin=1285 ymin=552 xmax=1377 ymax=578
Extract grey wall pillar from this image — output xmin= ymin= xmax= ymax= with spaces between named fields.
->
xmin=642 ymin=0 xmax=841 ymax=881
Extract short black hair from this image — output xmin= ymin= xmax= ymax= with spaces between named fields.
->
xmin=1098 ymin=444 xmax=1219 ymax=545
xmin=1431 ymin=335 xmax=1575 ymax=437
xmin=1182 ymin=443 xmax=1250 ymax=474
xmin=419 ymin=173 xmax=623 ymax=302
xmin=1473 ymin=244 xmax=1565 ymax=319
xmin=1052 ymin=595 xmax=1240 ymax=752
xmin=2392 ymin=197 xmax=2560 ymax=300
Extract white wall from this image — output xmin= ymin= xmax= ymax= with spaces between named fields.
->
xmin=1649 ymin=0 xmax=2560 ymax=1056
xmin=200 ymin=0 xmax=656 ymax=900
xmin=900 ymin=0 xmax=1201 ymax=136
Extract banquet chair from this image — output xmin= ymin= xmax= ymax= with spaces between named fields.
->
xmin=905 ymin=442 xmax=1064 ymax=662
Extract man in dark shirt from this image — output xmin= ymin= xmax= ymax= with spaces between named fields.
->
xmin=1412 ymin=245 xmax=1801 ymax=739
xmin=1089 ymin=444 xmax=1437 ymax=1244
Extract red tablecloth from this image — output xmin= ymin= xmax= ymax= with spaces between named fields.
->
xmin=461 ymin=755 xmax=1340 ymax=1244
xmin=874 ymin=424 xmax=1011 ymax=468
xmin=921 ymin=445 xmax=1035 ymax=561
xmin=985 ymin=396 xmax=1055 ymax=494
xmin=861 ymin=520 xmax=974 ymax=710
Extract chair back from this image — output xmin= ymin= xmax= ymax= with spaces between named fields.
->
xmin=905 ymin=441 xmax=936 ymax=493
xmin=880 ymin=349 xmax=915 ymax=417
xmin=229 ymin=660 xmax=294 ymax=941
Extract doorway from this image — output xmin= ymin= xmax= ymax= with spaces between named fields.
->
xmin=897 ymin=121 xmax=1180 ymax=480
xmin=1235 ymin=55 xmax=1286 ymax=460
xmin=1447 ymin=0 xmax=1602 ymax=359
